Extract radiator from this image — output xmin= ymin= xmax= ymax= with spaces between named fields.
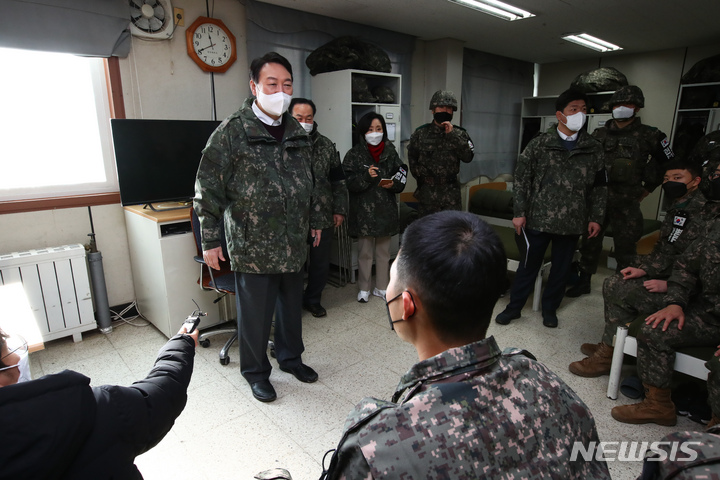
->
xmin=0 ymin=244 xmax=97 ymax=342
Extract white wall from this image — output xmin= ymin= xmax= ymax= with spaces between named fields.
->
xmin=0 ymin=0 xmax=249 ymax=307
xmin=537 ymin=43 xmax=720 ymax=218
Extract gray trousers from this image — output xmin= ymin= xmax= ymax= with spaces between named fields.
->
xmin=235 ymin=271 xmax=305 ymax=384
xmin=357 ymin=236 xmax=391 ymax=292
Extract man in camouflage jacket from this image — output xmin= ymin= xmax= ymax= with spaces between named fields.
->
xmin=495 ymin=89 xmax=607 ymax=328
xmin=611 ymin=157 xmax=720 ymax=426
xmin=320 ymin=211 xmax=610 ymax=480
xmin=408 ymin=90 xmax=474 ymax=216
xmin=569 ymin=160 xmax=709 ymax=378
xmin=568 ymin=85 xmax=674 ymax=297
xmin=194 ymin=53 xmax=322 ymax=403
xmin=290 ymin=98 xmax=349 ymax=317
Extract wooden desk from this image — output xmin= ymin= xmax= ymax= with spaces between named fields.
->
xmin=0 ymin=283 xmax=44 ymax=353
xmin=124 ymin=205 xmax=229 ymax=338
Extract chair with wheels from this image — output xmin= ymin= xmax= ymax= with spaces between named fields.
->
xmin=190 ymin=209 xmax=238 ymax=365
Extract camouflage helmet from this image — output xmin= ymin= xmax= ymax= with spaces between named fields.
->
xmin=609 ymin=85 xmax=645 ymax=108
xmin=429 ymin=90 xmax=458 ymax=111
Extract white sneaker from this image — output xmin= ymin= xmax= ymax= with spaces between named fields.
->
xmin=357 ymin=290 xmax=370 ymax=303
xmin=372 ymin=288 xmax=386 ymax=300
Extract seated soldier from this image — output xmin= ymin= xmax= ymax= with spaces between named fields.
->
xmin=707 ymin=347 xmax=720 ymax=429
xmin=611 ymin=161 xmax=720 ymax=425
xmin=569 ymin=159 xmax=713 ymax=378
xmin=319 ymin=211 xmax=610 ymax=479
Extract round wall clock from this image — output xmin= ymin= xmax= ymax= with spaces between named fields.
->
xmin=186 ymin=16 xmax=237 ymax=73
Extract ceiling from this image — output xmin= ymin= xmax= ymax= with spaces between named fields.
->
xmin=255 ymin=0 xmax=720 ymax=64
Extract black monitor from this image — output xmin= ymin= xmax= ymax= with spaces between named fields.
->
xmin=111 ymin=119 xmax=221 ymax=207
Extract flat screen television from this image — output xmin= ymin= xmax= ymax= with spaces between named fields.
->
xmin=111 ymin=119 xmax=221 ymax=207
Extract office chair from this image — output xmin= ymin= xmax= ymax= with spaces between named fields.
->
xmin=190 ymin=209 xmax=238 ymax=365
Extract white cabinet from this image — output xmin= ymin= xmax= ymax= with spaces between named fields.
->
xmin=124 ymin=206 xmax=226 ymax=338
xmin=311 ymin=69 xmax=402 ymax=159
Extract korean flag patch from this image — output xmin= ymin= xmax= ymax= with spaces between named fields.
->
xmin=673 ymin=215 xmax=687 ymax=227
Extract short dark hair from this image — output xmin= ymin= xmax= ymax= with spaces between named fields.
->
xmin=249 ymin=52 xmax=293 ymax=84
xmin=394 ymin=211 xmax=507 ymax=342
xmin=356 ymin=112 xmax=388 ymax=144
xmin=289 ymin=98 xmax=316 ymax=116
xmin=664 ymin=159 xmax=702 ymax=179
xmin=555 ymin=88 xmax=588 ymax=113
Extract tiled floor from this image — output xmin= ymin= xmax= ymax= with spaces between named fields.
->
xmin=28 ymin=265 xmax=703 ymax=480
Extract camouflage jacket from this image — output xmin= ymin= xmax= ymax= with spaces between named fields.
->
xmin=592 ymin=118 xmax=674 ymax=196
xmin=194 ymin=98 xmax=319 ymax=274
xmin=664 ymin=225 xmax=720 ymax=325
xmin=324 ymin=336 xmax=610 ymax=480
xmin=310 ymin=126 xmax=349 ymax=230
xmin=514 ymin=128 xmax=607 ymax=235
xmin=407 ymin=122 xmax=474 ymax=203
xmin=343 ymin=141 xmax=405 ymax=237
xmin=687 ymin=129 xmax=720 ymax=166
xmin=635 ymin=189 xmax=707 ymax=278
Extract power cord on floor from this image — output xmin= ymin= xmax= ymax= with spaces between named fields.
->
xmin=110 ymin=300 xmax=151 ymax=327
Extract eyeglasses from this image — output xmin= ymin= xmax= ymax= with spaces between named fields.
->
xmin=385 ymin=290 xmax=414 ymax=330
xmin=0 ymin=334 xmax=28 ymax=372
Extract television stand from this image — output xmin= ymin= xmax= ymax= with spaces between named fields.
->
xmin=143 ymin=201 xmax=192 ymax=212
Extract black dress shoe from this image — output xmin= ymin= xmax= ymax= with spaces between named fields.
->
xmin=303 ymin=303 xmax=327 ymax=317
xmin=542 ymin=311 xmax=558 ymax=328
xmin=495 ymin=308 xmax=521 ymax=325
xmin=250 ymin=380 xmax=277 ymax=402
xmin=280 ymin=363 xmax=318 ymax=383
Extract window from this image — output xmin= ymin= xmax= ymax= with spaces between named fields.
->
xmin=0 ymin=47 xmax=117 ymax=204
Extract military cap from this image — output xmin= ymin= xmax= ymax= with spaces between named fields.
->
xmin=609 ymin=85 xmax=645 ymax=108
xmin=429 ymin=90 xmax=458 ymax=111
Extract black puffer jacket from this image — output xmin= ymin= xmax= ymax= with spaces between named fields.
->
xmin=0 ymin=334 xmax=195 ymax=480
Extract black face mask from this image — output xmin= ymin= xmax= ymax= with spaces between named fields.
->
xmin=705 ymin=177 xmax=720 ymax=201
xmin=662 ymin=181 xmax=690 ymax=199
xmin=433 ymin=111 xmax=453 ymax=124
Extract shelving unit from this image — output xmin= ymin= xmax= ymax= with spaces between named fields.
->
xmin=311 ymin=69 xmax=402 ymax=159
xmin=670 ymin=82 xmax=720 ymax=160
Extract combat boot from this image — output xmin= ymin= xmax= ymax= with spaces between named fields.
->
xmin=611 ymin=384 xmax=677 ymax=426
xmin=566 ymin=272 xmax=592 ymax=298
xmin=569 ymin=342 xmax=613 ymax=377
xmin=580 ymin=342 xmax=603 ymax=356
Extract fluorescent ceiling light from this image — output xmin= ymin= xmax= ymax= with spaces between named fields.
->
xmin=562 ymin=33 xmax=622 ymax=52
xmin=447 ymin=0 xmax=534 ymax=21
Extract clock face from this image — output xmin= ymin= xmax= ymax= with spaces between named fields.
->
xmin=192 ymin=23 xmax=233 ymax=68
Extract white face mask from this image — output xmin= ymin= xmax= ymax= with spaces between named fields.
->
xmin=365 ymin=132 xmax=383 ymax=146
xmin=612 ymin=105 xmax=635 ymax=120
xmin=255 ymin=84 xmax=292 ymax=117
xmin=17 ymin=353 xmax=31 ymax=383
xmin=561 ymin=111 xmax=586 ymax=132
xmin=300 ymin=122 xmax=314 ymax=133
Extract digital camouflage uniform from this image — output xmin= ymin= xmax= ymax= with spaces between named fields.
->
xmin=309 ymin=125 xmax=348 ymax=230
xmin=322 ymin=336 xmax=610 ymax=480
xmin=601 ymin=188 xmax=710 ymax=345
xmin=407 ymin=122 xmax=474 ymax=217
xmin=343 ymin=141 xmax=405 ymax=238
xmin=194 ymin=97 xmax=320 ymax=274
xmin=578 ymin=118 xmax=674 ymax=272
xmin=637 ymin=224 xmax=720 ymax=389
xmin=708 ymin=354 xmax=720 ymax=419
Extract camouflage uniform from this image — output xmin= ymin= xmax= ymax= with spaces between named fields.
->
xmin=708 ymin=353 xmax=720 ymax=419
xmin=407 ymin=122 xmax=474 ymax=217
xmin=505 ymin=127 xmax=606 ymax=315
xmin=601 ymin=189 xmax=709 ymax=345
xmin=304 ymin=125 xmax=349 ymax=306
xmin=577 ymin=118 xmax=674 ymax=272
xmin=637 ymin=227 xmax=720 ymax=389
xmin=343 ymin=141 xmax=405 ymax=238
xmin=323 ymin=336 xmax=610 ymax=479
xmin=194 ymin=97 xmax=320 ymax=384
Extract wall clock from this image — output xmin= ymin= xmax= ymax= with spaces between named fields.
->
xmin=186 ymin=16 xmax=237 ymax=73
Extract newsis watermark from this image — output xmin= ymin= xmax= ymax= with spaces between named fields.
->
xmin=570 ymin=441 xmax=702 ymax=462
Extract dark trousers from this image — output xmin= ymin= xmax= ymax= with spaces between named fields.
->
xmin=303 ymin=226 xmax=334 ymax=306
xmin=507 ymin=229 xmax=579 ymax=314
xmin=235 ymin=271 xmax=304 ymax=384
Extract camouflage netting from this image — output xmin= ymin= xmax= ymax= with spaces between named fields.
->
xmin=682 ymin=54 xmax=720 ymax=84
xmin=371 ymin=86 xmax=396 ymax=104
xmin=306 ymin=36 xmax=391 ymax=76
xmin=570 ymin=67 xmax=628 ymax=93
xmin=352 ymin=76 xmax=376 ymax=103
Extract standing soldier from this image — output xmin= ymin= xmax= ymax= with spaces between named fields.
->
xmin=289 ymin=98 xmax=349 ymax=318
xmin=567 ymin=85 xmax=674 ymax=297
xmin=407 ymin=90 xmax=474 ymax=217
